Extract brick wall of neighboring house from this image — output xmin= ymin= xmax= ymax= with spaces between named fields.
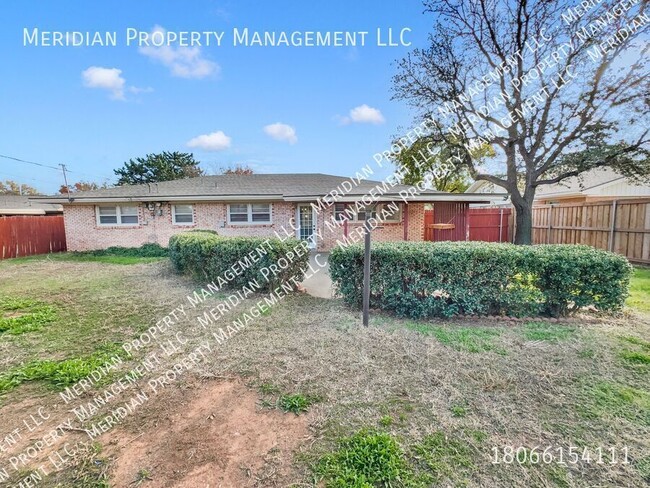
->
xmin=63 ymin=201 xmax=427 ymax=252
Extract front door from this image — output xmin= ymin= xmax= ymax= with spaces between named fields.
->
xmin=296 ymin=205 xmax=317 ymax=249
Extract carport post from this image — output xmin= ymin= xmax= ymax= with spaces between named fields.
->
xmin=362 ymin=223 xmax=371 ymax=327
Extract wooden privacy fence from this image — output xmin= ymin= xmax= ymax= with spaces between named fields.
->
xmin=532 ymin=199 xmax=650 ymax=263
xmin=0 ymin=215 xmax=66 ymax=259
xmin=424 ymin=206 xmax=511 ymax=242
xmin=424 ymin=203 xmax=469 ymax=241
xmin=468 ymin=208 xmax=511 ymax=242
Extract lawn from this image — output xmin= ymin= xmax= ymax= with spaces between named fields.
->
xmin=628 ymin=266 xmax=650 ymax=313
xmin=0 ymin=255 xmax=648 ymax=487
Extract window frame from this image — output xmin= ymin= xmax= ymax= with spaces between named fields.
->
xmin=172 ymin=204 xmax=194 ymax=225
xmin=95 ymin=205 xmax=139 ymax=226
xmin=227 ymin=203 xmax=273 ymax=225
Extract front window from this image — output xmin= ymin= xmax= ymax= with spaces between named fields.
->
xmin=172 ymin=205 xmax=194 ymax=225
xmin=97 ymin=205 xmax=138 ymax=225
xmin=228 ymin=203 xmax=272 ymax=224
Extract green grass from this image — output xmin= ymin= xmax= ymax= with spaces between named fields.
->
xmin=0 ymin=297 xmax=57 ymax=335
xmin=637 ymin=455 xmax=650 ymax=483
xmin=619 ymin=350 xmax=650 ymax=365
xmin=9 ymin=243 xmax=168 ymax=265
xmin=449 ymin=404 xmax=468 ymax=418
xmin=620 ymin=336 xmax=650 ymax=350
xmin=410 ymin=432 xmax=476 ymax=485
xmin=278 ymin=393 xmax=312 ymax=414
xmin=379 ymin=415 xmax=394 ymax=427
xmin=617 ymin=336 xmax=650 ymax=368
xmin=581 ymin=381 xmax=650 ymax=426
xmin=627 ymin=267 xmax=650 ymax=312
xmin=406 ymin=324 xmax=502 ymax=353
xmin=521 ymin=322 xmax=576 ymax=342
xmin=316 ymin=430 xmax=419 ymax=487
xmin=0 ymin=342 xmax=125 ymax=395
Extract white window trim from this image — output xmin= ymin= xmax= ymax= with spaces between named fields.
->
xmin=172 ymin=204 xmax=194 ymax=225
xmin=335 ymin=203 xmax=402 ymax=223
xmin=227 ymin=203 xmax=273 ymax=225
xmin=95 ymin=205 xmax=139 ymax=226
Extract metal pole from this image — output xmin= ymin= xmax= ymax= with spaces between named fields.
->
xmin=59 ymin=164 xmax=72 ymax=202
xmin=363 ymin=223 xmax=371 ymax=327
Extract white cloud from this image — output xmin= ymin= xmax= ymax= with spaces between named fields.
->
xmin=81 ymin=67 xmax=126 ymax=100
xmin=263 ymin=123 xmax=298 ymax=144
xmin=187 ymin=131 xmax=231 ymax=151
xmin=128 ymin=86 xmax=154 ymax=94
xmin=340 ymin=104 xmax=385 ymax=125
xmin=139 ymin=26 xmax=219 ymax=79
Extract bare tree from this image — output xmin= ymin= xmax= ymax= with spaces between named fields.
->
xmin=393 ymin=0 xmax=649 ymax=243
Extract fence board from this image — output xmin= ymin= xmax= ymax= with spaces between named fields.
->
xmin=532 ymin=199 xmax=650 ymax=264
xmin=0 ymin=215 xmax=66 ymax=259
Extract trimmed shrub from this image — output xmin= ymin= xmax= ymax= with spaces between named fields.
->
xmin=168 ymin=231 xmax=310 ymax=291
xmin=329 ymin=242 xmax=631 ymax=318
xmin=77 ymin=243 xmax=168 ymax=257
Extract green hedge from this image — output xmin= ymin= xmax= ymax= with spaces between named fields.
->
xmin=169 ymin=231 xmax=310 ymax=291
xmin=329 ymin=242 xmax=632 ymax=318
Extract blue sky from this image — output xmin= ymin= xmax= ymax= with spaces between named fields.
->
xmin=1 ymin=0 xmax=434 ymax=193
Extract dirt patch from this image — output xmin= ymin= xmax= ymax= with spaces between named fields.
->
xmin=106 ymin=379 xmax=311 ymax=488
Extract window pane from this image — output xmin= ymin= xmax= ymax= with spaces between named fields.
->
xmin=229 ymin=204 xmax=247 ymax=213
xmin=175 ymin=205 xmax=192 ymax=215
xmin=99 ymin=215 xmax=118 ymax=224
xmin=98 ymin=206 xmax=117 ymax=216
xmin=251 ymin=212 xmax=270 ymax=222
xmin=334 ymin=203 xmax=346 ymax=221
xmin=230 ymin=213 xmax=248 ymax=222
xmin=174 ymin=214 xmax=193 ymax=223
xmin=119 ymin=206 xmax=138 ymax=216
xmin=382 ymin=204 xmax=401 ymax=221
xmin=251 ymin=203 xmax=270 ymax=213
xmin=120 ymin=215 xmax=138 ymax=224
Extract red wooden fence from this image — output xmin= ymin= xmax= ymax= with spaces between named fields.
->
xmin=469 ymin=208 xmax=511 ymax=242
xmin=0 ymin=215 xmax=66 ymax=259
xmin=424 ymin=203 xmax=469 ymax=241
xmin=424 ymin=206 xmax=511 ymax=242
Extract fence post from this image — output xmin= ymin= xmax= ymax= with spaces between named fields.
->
xmin=546 ymin=205 xmax=553 ymax=244
xmin=498 ymin=208 xmax=504 ymax=242
xmin=608 ymin=199 xmax=618 ymax=252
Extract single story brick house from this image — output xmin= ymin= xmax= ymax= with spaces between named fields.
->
xmin=35 ymin=173 xmax=497 ymax=252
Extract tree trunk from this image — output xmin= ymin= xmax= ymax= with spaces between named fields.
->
xmin=513 ymin=200 xmax=534 ymax=245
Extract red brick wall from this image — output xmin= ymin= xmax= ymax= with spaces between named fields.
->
xmin=64 ymin=202 xmax=295 ymax=251
xmin=63 ymin=201 xmax=426 ymax=252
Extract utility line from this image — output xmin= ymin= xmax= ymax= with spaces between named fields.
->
xmin=0 ymin=153 xmax=114 ymax=181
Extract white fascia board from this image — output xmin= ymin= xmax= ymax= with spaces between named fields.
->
xmin=35 ymin=195 xmax=285 ymax=204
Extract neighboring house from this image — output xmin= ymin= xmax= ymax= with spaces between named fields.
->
xmin=0 ymin=195 xmax=63 ymax=216
xmin=34 ymin=173 xmax=497 ymax=252
xmin=466 ymin=168 xmax=650 ymax=205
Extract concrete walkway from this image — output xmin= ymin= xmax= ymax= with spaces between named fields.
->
xmin=301 ymin=252 xmax=334 ymax=298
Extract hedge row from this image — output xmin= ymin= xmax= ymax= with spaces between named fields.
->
xmin=329 ymin=242 xmax=632 ymax=318
xmin=169 ymin=231 xmax=310 ymax=291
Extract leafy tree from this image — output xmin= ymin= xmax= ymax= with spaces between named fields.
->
xmin=0 ymin=180 xmax=40 ymax=195
xmin=392 ymin=137 xmax=493 ymax=192
xmin=218 ymin=164 xmax=255 ymax=175
xmin=59 ymin=181 xmax=109 ymax=194
xmin=393 ymin=0 xmax=649 ymax=244
xmin=114 ymin=152 xmax=203 ymax=186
